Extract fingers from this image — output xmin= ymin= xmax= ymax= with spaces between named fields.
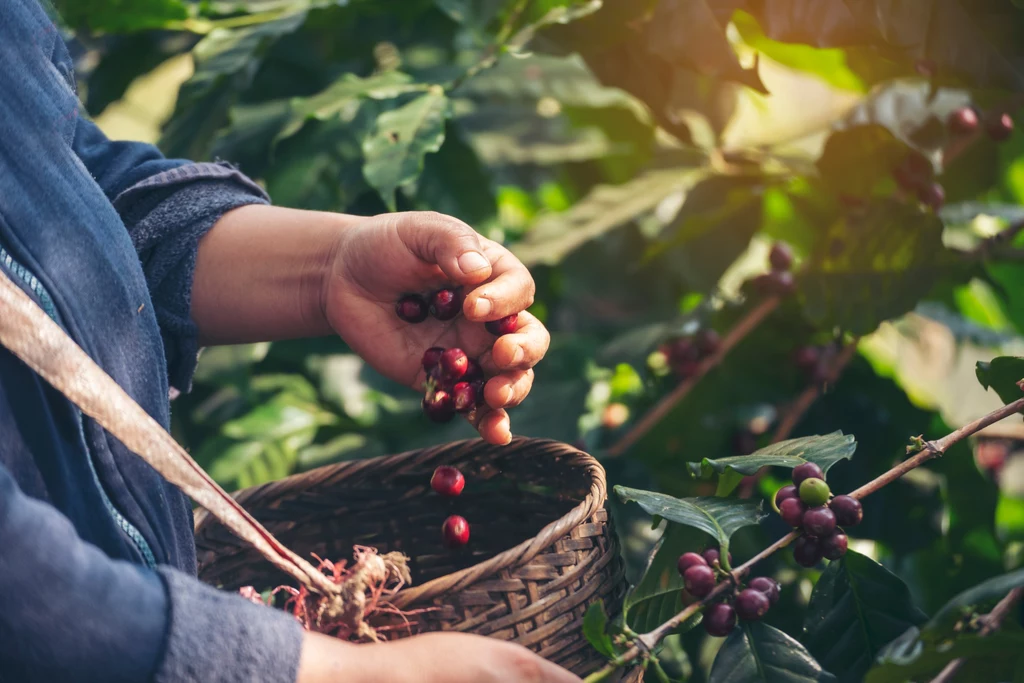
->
xmin=463 ymin=249 xmax=536 ymax=321
xmin=484 ymin=369 xmax=534 ymax=409
xmin=480 ymin=311 xmax=549 ymax=371
xmin=474 ymin=407 xmax=512 ymax=446
xmin=394 ymin=212 xmax=493 ymax=285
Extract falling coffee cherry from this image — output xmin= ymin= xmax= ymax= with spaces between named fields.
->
xmin=430 ymin=288 xmax=463 ymax=321
xmin=485 ymin=313 xmax=518 ymax=336
xmin=430 ymin=465 xmax=465 ymax=497
xmin=396 ymin=294 xmax=429 ymax=323
xmin=703 ymin=603 xmax=737 ymax=637
xmin=442 ymin=515 xmax=470 ymax=548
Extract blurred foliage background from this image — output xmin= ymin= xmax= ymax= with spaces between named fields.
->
xmin=59 ymin=0 xmax=1024 ymax=679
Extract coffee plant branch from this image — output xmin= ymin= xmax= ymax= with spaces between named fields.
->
xmin=605 ymin=296 xmax=782 ymax=459
xmin=585 ymin=393 xmax=1024 ymax=682
xmin=769 ymin=340 xmax=860 ymax=445
xmin=929 ymin=587 xmax=1024 ymax=683
xmin=447 ymin=0 xmax=531 ymax=92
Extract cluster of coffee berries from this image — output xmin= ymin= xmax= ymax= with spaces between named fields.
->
xmin=947 ymin=106 xmax=1014 ymax=143
xmin=891 ymin=151 xmax=944 ymax=211
xmin=395 ymin=288 xmax=518 ymax=338
xmin=431 ymin=465 xmax=471 ymax=548
xmin=774 ymin=463 xmax=863 ymax=567
xmin=676 ymin=547 xmax=781 ymax=637
xmin=649 ymin=328 xmax=722 ymax=380
xmin=751 ymin=242 xmax=796 ymax=297
xmin=792 ymin=342 xmax=840 ymax=387
xmin=421 ymin=347 xmax=485 ymax=423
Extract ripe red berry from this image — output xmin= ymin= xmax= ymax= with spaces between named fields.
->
xmin=695 ymin=329 xmax=722 ymax=355
xmin=703 ymin=603 xmax=737 ymax=637
xmin=794 ymin=346 xmax=821 ymax=371
xmin=735 ymin=588 xmax=771 ymax=621
xmin=396 ymin=294 xmax=429 ymax=323
xmin=829 ymin=495 xmax=863 ymax=527
xmin=677 ymin=552 xmax=708 ymax=577
xmin=430 ymin=288 xmax=463 ymax=321
xmin=775 ymin=485 xmax=799 ymax=509
xmin=439 ymin=348 xmax=469 ymax=384
xmin=769 ymin=242 xmax=794 ymax=272
xmin=793 ymin=535 xmax=823 ymax=568
xmin=683 ymin=565 xmax=716 ymax=598
xmin=452 ymin=382 xmax=478 ymax=413
xmin=430 ymin=465 xmax=465 ymax=497
xmin=485 ymin=313 xmax=518 ymax=336
xmin=753 ymin=270 xmax=797 ymax=297
xmin=422 ymin=347 xmax=445 ymax=374
xmin=802 ymin=506 xmax=837 ymax=538
xmin=423 ymin=390 xmax=456 ymax=423
xmin=792 ymin=462 xmax=825 ymax=487
xmin=667 ymin=337 xmax=698 ymax=365
xmin=986 ymin=112 xmax=1014 ymax=142
xmin=917 ymin=182 xmax=945 ymax=211
xmin=463 ymin=358 xmax=484 ymax=383
xmin=948 ymin=107 xmax=979 ymax=136
xmin=702 ymin=547 xmax=732 ymax=567
xmin=441 ymin=515 xmax=470 ymax=548
xmin=779 ymin=498 xmax=807 ymax=528
xmin=470 ymin=379 xmax=486 ymax=406
xmin=820 ymin=531 xmax=848 ymax=560
xmin=748 ymin=576 xmax=780 ymax=605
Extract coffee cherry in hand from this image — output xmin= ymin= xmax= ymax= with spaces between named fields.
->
xmin=430 ymin=288 xmax=463 ymax=321
xmin=439 ymin=348 xmax=469 ymax=384
xmin=422 ymin=347 xmax=444 ymax=374
xmin=396 ymin=294 xmax=429 ymax=323
xmin=442 ymin=515 xmax=470 ymax=548
xmin=683 ymin=565 xmax=716 ymax=598
xmin=485 ymin=314 xmax=518 ymax=336
xmin=423 ymin=390 xmax=456 ymax=423
xmin=735 ymin=588 xmax=771 ymax=621
xmin=703 ymin=603 xmax=737 ymax=637
xmin=430 ymin=466 xmax=465 ymax=497
xmin=451 ymin=382 xmax=478 ymax=413
xmin=829 ymin=495 xmax=863 ymax=527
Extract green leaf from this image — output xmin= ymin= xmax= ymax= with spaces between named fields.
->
xmin=507 ymin=1 xmax=603 ymax=52
xmin=362 ymin=88 xmax=451 ymax=211
xmin=646 ymin=0 xmax=767 ymax=93
xmin=55 ymin=0 xmax=188 ymax=32
xmin=689 ymin=432 xmax=857 ymax=495
xmin=709 ymin=622 xmax=837 ymax=683
xmin=511 ymin=165 xmax=707 ymax=267
xmin=160 ymin=12 xmax=308 ymax=159
xmin=924 ymin=568 xmax=1024 ymax=636
xmin=624 ymin=524 xmax=704 ymax=633
xmin=583 ymin=600 xmax=616 ymax=659
xmin=802 ymin=550 xmax=928 ymax=683
xmin=867 ymin=630 xmax=1024 ymax=683
xmin=615 ymin=487 xmax=767 ymax=556
xmin=975 ymin=356 xmax=1024 ymax=406
xmin=799 ymin=198 xmax=961 ymax=336
xmin=816 ymin=125 xmax=913 ymax=199
xmin=434 ymin=0 xmax=504 ymax=29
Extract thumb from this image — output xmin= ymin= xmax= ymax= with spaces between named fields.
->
xmin=395 ymin=211 xmax=493 ymax=284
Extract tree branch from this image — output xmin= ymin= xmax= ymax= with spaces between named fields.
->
xmin=585 ymin=394 xmax=1024 ymax=681
xmin=604 ymin=296 xmax=781 ymax=459
xmin=929 ymin=587 xmax=1024 ymax=683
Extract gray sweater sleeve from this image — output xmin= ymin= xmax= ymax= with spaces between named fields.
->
xmin=111 ymin=162 xmax=271 ymax=394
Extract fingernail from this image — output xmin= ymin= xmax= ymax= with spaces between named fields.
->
xmin=458 ymin=251 xmax=490 ymax=274
xmin=510 ymin=347 xmax=524 ymax=365
xmin=471 ymin=297 xmax=491 ymax=318
xmin=500 ymin=385 xmax=513 ymax=405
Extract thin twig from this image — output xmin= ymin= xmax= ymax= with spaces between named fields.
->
xmin=584 ymin=394 xmax=1024 ymax=681
xmin=929 ymin=587 xmax=1024 ymax=683
xmin=770 ymin=341 xmax=860 ymax=445
xmin=604 ymin=296 xmax=781 ymax=459
xmin=447 ymin=0 xmax=531 ymax=92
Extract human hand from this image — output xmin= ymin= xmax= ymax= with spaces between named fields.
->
xmin=297 ymin=630 xmax=582 ymax=683
xmin=322 ymin=211 xmax=550 ymax=445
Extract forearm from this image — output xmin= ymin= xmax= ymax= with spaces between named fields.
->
xmin=192 ymin=204 xmax=354 ymax=346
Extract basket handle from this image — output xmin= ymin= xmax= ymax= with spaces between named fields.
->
xmin=0 ymin=269 xmax=337 ymax=597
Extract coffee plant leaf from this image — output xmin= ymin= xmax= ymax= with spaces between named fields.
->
xmin=615 ymin=487 xmax=767 ymax=557
xmin=688 ymin=432 xmax=856 ymax=495
xmin=55 ymin=0 xmax=187 ymax=32
xmin=799 ymin=198 xmax=960 ymax=335
xmin=160 ymin=11 xmax=308 ymax=159
xmin=362 ymin=88 xmax=451 ymax=211
xmin=816 ymin=125 xmax=914 ymax=199
xmin=867 ymin=629 xmax=1024 ymax=683
xmin=923 ymin=567 xmax=1024 ymax=636
xmin=709 ymin=622 xmax=837 ymax=683
xmin=433 ymin=0 xmax=504 ymax=29
xmin=975 ymin=356 xmax=1024 ymax=406
xmin=647 ymin=0 xmax=767 ymax=93
xmin=624 ymin=524 xmax=705 ymax=634
xmin=583 ymin=600 xmax=616 ymax=659
xmin=802 ymin=550 xmax=927 ymax=683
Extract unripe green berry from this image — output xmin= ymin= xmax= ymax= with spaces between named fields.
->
xmin=799 ymin=478 xmax=831 ymax=507
xmin=647 ymin=350 xmax=670 ymax=377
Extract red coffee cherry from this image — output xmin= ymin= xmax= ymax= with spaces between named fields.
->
xmin=793 ymin=535 xmax=823 ymax=568
xmin=430 ymin=466 xmax=465 ymax=497
xmin=438 ymin=348 xmax=469 ymax=384
xmin=779 ymin=498 xmax=807 ymax=528
xmin=829 ymin=495 xmax=863 ymax=527
xmin=683 ymin=565 xmax=716 ymax=598
xmin=748 ymin=576 xmax=780 ymax=605
xmin=396 ymin=294 xmax=429 ymax=323
xmin=735 ymin=588 xmax=771 ymax=621
xmin=485 ymin=313 xmax=518 ymax=336
xmin=703 ymin=603 xmax=737 ymax=637
xmin=441 ymin=515 xmax=470 ymax=548
xmin=430 ymin=288 xmax=463 ymax=321
xmin=676 ymin=552 xmax=708 ymax=577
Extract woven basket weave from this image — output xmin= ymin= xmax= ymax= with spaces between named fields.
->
xmin=194 ymin=437 xmax=642 ymax=681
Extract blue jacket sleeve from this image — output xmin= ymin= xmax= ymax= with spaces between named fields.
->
xmin=0 ymin=461 xmax=304 ymax=683
xmin=71 ymin=117 xmax=271 ymax=393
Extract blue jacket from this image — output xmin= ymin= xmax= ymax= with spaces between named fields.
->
xmin=0 ymin=1 xmax=303 ymax=681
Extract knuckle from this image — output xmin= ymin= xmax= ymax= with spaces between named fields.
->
xmin=507 ymin=648 xmax=544 ymax=683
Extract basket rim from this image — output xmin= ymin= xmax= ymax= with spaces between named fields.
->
xmin=193 ymin=436 xmax=608 ymax=607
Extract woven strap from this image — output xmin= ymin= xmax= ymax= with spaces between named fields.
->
xmin=0 ymin=269 xmax=335 ymax=596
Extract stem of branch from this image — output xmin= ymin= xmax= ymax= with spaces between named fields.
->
xmin=929 ymin=587 xmax=1024 ymax=683
xmin=447 ymin=0 xmax=530 ymax=92
xmin=591 ymin=394 xmax=1024 ymax=677
xmin=604 ymin=296 xmax=781 ymax=460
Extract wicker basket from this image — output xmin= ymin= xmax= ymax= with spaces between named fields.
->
xmin=194 ymin=437 xmax=642 ymax=681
